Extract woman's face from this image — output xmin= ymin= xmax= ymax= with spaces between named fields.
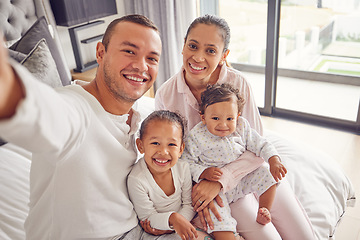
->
xmin=182 ymin=24 xmax=228 ymax=84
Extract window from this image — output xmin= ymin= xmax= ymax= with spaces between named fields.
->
xmin=202 ymin=0 xmax=360 ymax=132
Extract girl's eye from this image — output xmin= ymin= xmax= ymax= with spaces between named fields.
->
xmin=207 ymin=49 xmax=216 ymax=54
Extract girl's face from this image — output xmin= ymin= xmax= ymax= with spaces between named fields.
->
xmin=182 ymin=24 xmax=229 ymax=84
xmin=136 ymin=120 xmax=184 ymax=176
xmin=201 ymin=99 xmax=240 ymax=137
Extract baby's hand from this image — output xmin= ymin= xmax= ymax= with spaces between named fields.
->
xmin=200 ymin=167 xmax=223 ymax=181
xmin=268 ymin=156 xmax=287 ymax=182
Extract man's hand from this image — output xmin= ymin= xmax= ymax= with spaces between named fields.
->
xmin=199 ymin=167 xmax=223 ymax=181
xmin=140 ymin=219 xmax=173 ymax=236
xmin=169 ymin=212 xmax=198 ymax=240
xmin=0 ymin=35 xmax=24 ymax=119
xmin=268 ymin=156 xmax=287 ymax=182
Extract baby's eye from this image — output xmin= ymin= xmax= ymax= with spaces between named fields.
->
xmin=150 ymin=142 xmax=160 ymax=145
xmin=212 ymin=117 xmax=219 ymax=120
xmin=227 ymin=117 xmax=234 ymax=121
xmin=169 ymin=143 xmax=177 ymax=147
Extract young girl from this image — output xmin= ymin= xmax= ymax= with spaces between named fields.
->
xmin=181 ymin=83 xmax=286 ymax=240
xmin=127 ymin=110 xmax=198 ymax=240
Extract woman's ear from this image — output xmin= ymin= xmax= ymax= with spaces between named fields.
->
xmin=136 ymin=138 xmax=145 ymax=154
xmin=222 ymin=49 xmax=230 ymax=62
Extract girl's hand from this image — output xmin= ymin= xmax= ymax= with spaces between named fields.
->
xmin=169 ymin=212 xmax=198 ymax=240
xmin=140 ymin=219 xmax=173 ymax=236
xmin=268 ymin=156 xmax=287 ymax=182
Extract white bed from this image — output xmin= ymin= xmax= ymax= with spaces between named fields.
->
xmin=0 ymin=0 xmax=356 ymax=239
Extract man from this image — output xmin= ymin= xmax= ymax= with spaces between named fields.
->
xmin=0 ymin=15 xmax=166 ymax=240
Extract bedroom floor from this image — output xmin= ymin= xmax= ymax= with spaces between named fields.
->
xmin=261 ymin=116 xmax=360 ymax=240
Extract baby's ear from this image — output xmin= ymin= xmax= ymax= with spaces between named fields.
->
xmin=200 ymin=114 xmax=206 ymax=124
xmin=136 ymin=138 xmax=145 ymax=154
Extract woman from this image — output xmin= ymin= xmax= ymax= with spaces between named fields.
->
xmin=155 ymin=14 xmax=315 ymax=240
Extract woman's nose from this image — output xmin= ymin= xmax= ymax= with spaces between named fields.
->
xmin=193 ymin=52 xmax=205 ymax=62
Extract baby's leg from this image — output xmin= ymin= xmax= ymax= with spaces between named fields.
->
xmin=212 ymin=231 xmax=237 ymax=240
xmin=257 ymin=184 xmax=276 ymax=225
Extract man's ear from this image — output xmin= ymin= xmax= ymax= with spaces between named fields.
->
xmin=136 ymin=138 xmax=145 ymax=154
xmin=96 ymin=42 xmax=105 ymax=63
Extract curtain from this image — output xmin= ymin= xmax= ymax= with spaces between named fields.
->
xmin=123 ymin=0 xmax=196 ymax=91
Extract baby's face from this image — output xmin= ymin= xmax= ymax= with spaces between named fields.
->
xmin=136 ymin=120 xmax=184 ymax=176
xmin=201 ymin=100 xmax=239 ymax=137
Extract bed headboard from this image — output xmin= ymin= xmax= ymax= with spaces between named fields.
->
xmin=0 ymin=0 xmax=71 ymax=86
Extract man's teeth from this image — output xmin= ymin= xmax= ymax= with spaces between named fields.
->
xmin=190 ymin=64 xmax=205 ymax=70
xmin=127 ymin=76 xmax=144 ymax=82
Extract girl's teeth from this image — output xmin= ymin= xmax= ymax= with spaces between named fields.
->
xmin=127 ymin=76 xmax=143 ymax=82
xmin=155 ymin=159 xmax=168 ymax=163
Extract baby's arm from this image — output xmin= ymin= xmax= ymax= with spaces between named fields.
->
xmin=200 ymin=167 xmax=223 ymax=181
xmin=268 ymin=155 xmax=287 ymax=182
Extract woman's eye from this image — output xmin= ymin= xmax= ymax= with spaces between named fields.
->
xmin=207 ymin=49 xmax=216 ymax=54
xmin=188 ymin=44 xmax=197 ymax=49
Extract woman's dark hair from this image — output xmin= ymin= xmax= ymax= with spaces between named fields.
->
xmin=102 ymin=14 xmax=159 ymax=51
xmin=199 ymin=83 xmax=245 ymax=115
xmin=184 ymin=14 xmax=230 ymax=53
xmin=139 ymin=110 xmax=187 ymax=142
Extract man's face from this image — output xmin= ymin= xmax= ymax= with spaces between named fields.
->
xmin=98 ymin=21 xmax=162 ymax=103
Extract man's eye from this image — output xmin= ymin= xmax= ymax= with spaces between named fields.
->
xmin=148 ymin=57 xmax=159 ymax=63
xmin=122 ymin=49 xmax=134 ymax=54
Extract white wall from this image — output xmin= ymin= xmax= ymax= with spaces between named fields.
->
xmin=56 ymin=0 xmax=126 ymax=70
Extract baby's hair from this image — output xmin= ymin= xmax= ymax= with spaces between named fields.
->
xmin=199 ymin=83 xmax=245 ymax=115
xmin=139 ymin=110 xmax=187 ymax=142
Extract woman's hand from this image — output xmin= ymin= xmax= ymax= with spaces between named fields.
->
xmin=192 ymin=180 xmax=222 ymax=211
xmin=169 ymin=212 xmax=198 ymax=240
xmin=196 ymin=195 xmax=224 ymax=231
xmin=140 ymin=219 xmax=173 ymax=236
xmin=268 ymin=156 xmax=287 ymax=182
